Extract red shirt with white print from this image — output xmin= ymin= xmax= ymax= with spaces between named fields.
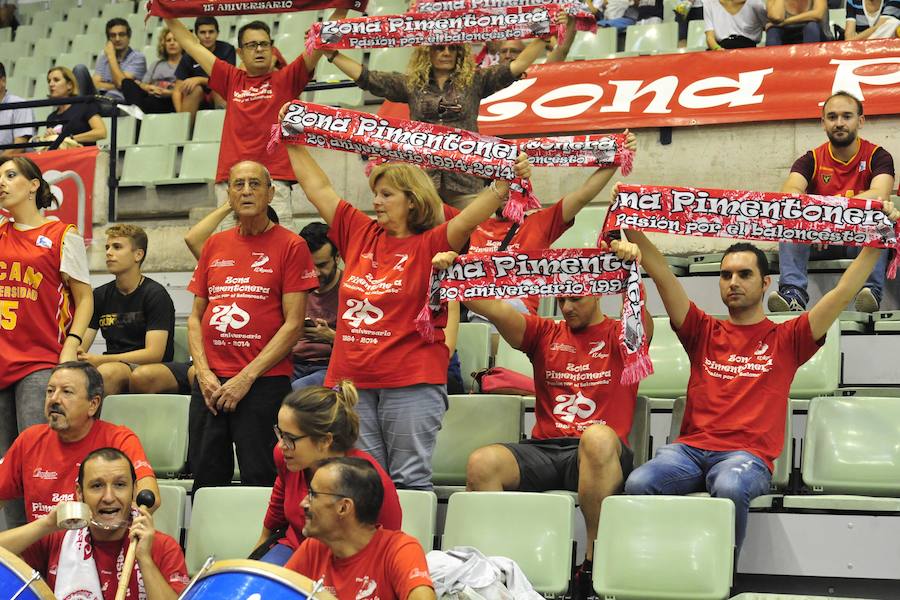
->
xmin=325 ymin=201 xmax=452 ymax=389
xmin=188 ymin=225 xmax=318 ymax=378
xmin=519 ymin=314 xmax=637 ymax=441
xmin=675 ymin=303 xmax=823 ymax=471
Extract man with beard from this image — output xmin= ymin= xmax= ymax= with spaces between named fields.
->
xmin=768 ymin=91 xmax=895 ymax=313
xmin=0 ymin=362 xmax=159 ymax=521
xmin=291 ymin=222 xmax=342 ymax=390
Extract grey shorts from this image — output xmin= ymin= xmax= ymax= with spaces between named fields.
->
xmin=161 ymin=361 xmax=192 ymax=394
xmin=503 ymin=437 xmax=634 ymax=492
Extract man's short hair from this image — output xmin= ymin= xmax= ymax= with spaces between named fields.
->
xmin=237 ymin=20 xmax=271 ymax=46
xmin=722 ymin=242 xmax=769 ymax=277
xmin=0 ymin=62 xmax=5 ymax=79
xmin=319 ymin=457 xmax=383 ymax=525
xmin=823 ymin=91 xmax=864 ymax=116
xmin=194 ymin=16 xmax=220 ymax=32
xmin=228 ymin=160 xmax=272 ymax=187
xmin=300 ymin=222 xmax=335 ymax=255
xmin=52 ymin=361 xmax=105 ymax=406
xmin=105 ymin=17 xmax=131 ymax=38
xmin=77 ymin=447 xmax=136 ymax=488
xmin=106 ymin=223 xmax=148 ymax=265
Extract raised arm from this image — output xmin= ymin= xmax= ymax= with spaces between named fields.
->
xmin=561 ymin=130 xmax=636 ymax=223
xmin=184 ymin=203 xmax=233 ymax=260
xmin=624 ymin=219 xmax=691 ymax=328
xmin=0 ymin=508 xmax=58 ymax=555
xmin=303 ymin=8 xmax=349 ymax=73
xmin=464 ymin=298 xmax=528 ymax=348
xmin=164 ymin=18 xmax=216 ymax=75
xmin=285 ymin=144 xmax=341 ymax=225
xmin=545 ymin=15 xmax=577 ymax=63
xmin=323 ymin=50 xmax=363 ymax=81
xmin=508 ymin=38 xmax=547 ymax=77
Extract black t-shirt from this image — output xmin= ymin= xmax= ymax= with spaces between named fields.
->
xmin=637 ymin=0 xmax=664 ymax=20
xmin=175 ymin=40 xmax=237 ymax=80
xmin=89 ymin=277 xmax=176 ymax=361
xmin=46 ymin=102 xmax=101 ymax=144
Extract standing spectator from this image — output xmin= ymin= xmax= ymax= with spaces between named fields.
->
xmin=844 ymin=0 xmax=900 ymax=39
xmin=765 ymin=0 xmax=829 ymax=45
xmin=286 ymin=140 xmax=531 ymax=489
xmin=0 ymin=62 xmax=35 ymax=158
xmin=166 ymin=15 xmax=340 ymax=226
xmin=78 ymin=224 xmax=180 ymax=396
xmin=120 ymin=28 xmax=183 ymax=114
xmin=326 ymin=41 xmax=546 ymax=207
xmin=0 ymin=156 xmax=93 ymax=527
xmin=187 ymin=160 xmax=317 ymax=493
xmin=173 ymin=17 xmax=236 ymax=121
xmin=704 ymin=0 xmax=769 ymax=48
xmin=42 ymin=67 xmax=107 ymax=147
xmin=769 ymin=92 xmax=894 ymax=313
xmin=81 ymin=18 xmax=147 ymax=107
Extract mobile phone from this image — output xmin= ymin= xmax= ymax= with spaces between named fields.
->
xmin=304 ymin=318 xmax=316 ymax=327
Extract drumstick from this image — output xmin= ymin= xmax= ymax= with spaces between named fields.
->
xmin=114 ymin=490 xmax=156 ymax=600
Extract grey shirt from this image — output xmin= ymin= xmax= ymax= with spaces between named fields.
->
xmin=94 ymin=47 xmax=147 ymax=101
xmin=0 ymin=92 xmax=36 ymax=148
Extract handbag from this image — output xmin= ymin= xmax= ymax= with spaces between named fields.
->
xmin=472 ymin=367 xmax=535 ymax=395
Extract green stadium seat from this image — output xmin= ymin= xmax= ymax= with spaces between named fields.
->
xmin=85 ymin=16 xmax=108 ymax=39
xmin=70 ymin=33 xmax=104 ymax=57
xmin=686 ymin=19 xmax=707 ymax=50
xmin=594 ymin=496 xmax=734 ymax=600
xmin=397 ymin=489 xmax=437 ymax=551
xmin=66 ymin=6 xmax=101 ymax=26
xmin=192 ymin=110 xmax=226 ymax=142
xmin=0 ymin=28 xmax=10 ymax=43
xmin=625 ymin=22 xmax=679 ymax=54
xmin=312 ymin=53 xmax=364 ymax=107
xmin=783 ymin=396 xmax=900 ymax=511
xmin=54 ymin=52 xmax=95 ymax=72
xmin=443 ymin=492 xmax=574 ymax=595
xmin=494 ymin=337 xmax=531 ymax=377
xmin=731 ymin=594 xmax=865 ymax=600
xmin=6 ymin=73 xmax=37 ymax=99
xmin=101 ymin=115 xmax=137 ymax=148
xmin=432 ymin=394 xmax=522 ymax=486
xmin=176 ymin=142 xmax=220 ymax=183
xmin=101 ymin=2 xmax=137 ymax=20
xmin=155 ymin=484 xmax=186 ymax=543
xmin=138 ymin=112 xmax=191 ymax=145
xmin=185 ymin=486 xmax=272 ymax=575
xmin=569 ymin=28 xmax=618 ymax=60
xmin=11 ymin=56 xmax=51 ymax=80
xmin=369 ymin=0 xmax=409 ymax=15
xmin=456 ymin=322 xmax=491 ymax=393
xmin=48 ymin=20 xmax=84 ymax=42
xmin=274 ymin=32 xmax=306 ymax=63
xmin=14 ymin=23 xmax=47 ymax=43
xmin=100 ymin=394 xmax=190 ymax=477
xmin=276 ymin=11 xmax=321 ymax=37
xmin=173 ymin=325 xmax=190 ymax=363
xmin=368 ymin=47 xmax=414 ymax=72
xmin=637 ymin=315 xmax=690 ymax=399
xmin=630 ymin=395 xmax=652 ymax=467
xmin=551 ymin=205 xmax=608 ymax=249
xmin=119 ymin=145 xmax=178 ymax=186
xmin=829 ymin=8 xmax=847 ymax=27
xmin=33 ymin=36 xmax=70 ymax=59
xmin=774 ymin=316 xmax=839 ymax=398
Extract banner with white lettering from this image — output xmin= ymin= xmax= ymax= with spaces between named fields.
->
xmin=377 ymin=39 xmax=900 ymax=134
xmin=518 ymin=133 xmax=633 ymax=172
xmin=421 ymin=248 xmax=652 ymax=383
xmin=603 ymin=184 xmax=900 ymax=276
xmin=410 ymin=0 xmax=597 ymax=31
xmin=306 ymin=6 xmax=561 ymax=50
xmin=146 ymin=0 xmax=367 ymax=18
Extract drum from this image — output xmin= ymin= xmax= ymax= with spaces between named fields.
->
xmin=178 ymin=559 xmax=337 ymax=600
xmin=0 ymin=547 xmax=54 ymax=600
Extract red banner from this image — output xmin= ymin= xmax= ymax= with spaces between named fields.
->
xmin=19 ymin=147 xmax=97 ymax=241
xmin=147 ymin=0 xmax=367 ymax=18
xmin=379 ymin=39 xmax=900 ymax=135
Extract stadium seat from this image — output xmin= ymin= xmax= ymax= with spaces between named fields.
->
xmin=594 ymin=496 xmax=734 ymax=600
xmin=369 ymin=0 xmax=409 ymax=15
xmin=70 ymin=32 xmax=104 ymax=57
xmin=192 ymin=109 xmax=226 ymax=142
xmin=54 ymin=52 xmax=95 ymax=72
xmin=455 ymin=322 xmax=491 ymax=392
xmin=0 ymin=28 xmax=9 ymax=43
xmin=550 ymin=205 xmax=608 ymax=249
xmin=48 ymin=20 xmax=84 ymax=43
xmin=155 ymin=484 xmax=186 ymax=543
xmin=101 ymin=3 xmax=137 ymax=20
xmin=397 ymin=489 xmax=437 ymax=552
xmin=624 ymin=22 xmax=679 ymax=54
xmin=311 ymin=52 xmax=364 ymax=107
xmin=85 ymin=16 xmax=108 ymax=39
xmin=569 ymin=28 xmax=617 ymax=60
xmin=14 ymin=23 xmax=47 ymax=43
xmin=33 ymin=36 xmax=70 ymax=59
xmin=274 ymin=32 xmax=306 ymax=63
xmin=276 ymin=11 xmax=321 ymax=37
xmin=176 ymin=142 xmax=220 ymax=183
xmin=494 ymin=337 xmax=531 ymax=377
xmin=776 ymin=317 xmax=839 ymax=398
xmin=686 ymin=19 xmax=707 ymax=50
xmin=6 ymin=73 xmax=37 ymax=99
xmin=432 ymin=394 xmax=522 ymax=486
xmin=637 ymin=315 xmax=690 ymax=399
xmin=100 ymin=394 xmax=190 ymax=477
xmin=101 ymin=115 xmax=137 ymax=148
xmin=11 ymin=56 xmax=51 ymax=80
xmin=185 ymin=486 xmax=272 ymax=575
xmin=783 ymin=396 xmax=900 ymax=511
xmin=173 ymin=325 xmax=190 ymax=363
xmin=119 ymin=145 xmax=178 ymax=186
xmin=138 ymin=112 xmax=191 ymax=145
xmin=829 ymin=8 xmax=847 ymax=28
xmin=368 ymin=48 xmax=414 ymax=73
xmin=443 ymin=492 xmax=574 ymax=595
xmin=629 ymin=395 xmax=652 ymax=467
xmin=66 ymin=6 xmax=101 ymax=26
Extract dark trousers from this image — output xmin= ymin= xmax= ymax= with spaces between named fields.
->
xmin=188 ymin=374 xmax=290 ymax=494
xmin=121 ymin=79 xmax=175 ymax=114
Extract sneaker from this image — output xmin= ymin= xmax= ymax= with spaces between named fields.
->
xmin=571 ymin=562 xmax=596 ymax=600
xmin=768 ymin=288 xmax=806 ymax=312
xmin=854 ymin=287 xmax=880 ymax=313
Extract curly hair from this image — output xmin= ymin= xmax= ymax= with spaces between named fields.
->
xmin=156 ymin=27 xmax=177 ymax=60
xmin=368 ymin=162 xmax=443 ymax=234
xmin=406 ymin=44 xmax=476 ymax=92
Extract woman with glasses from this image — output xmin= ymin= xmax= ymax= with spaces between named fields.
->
xmin=254 ymin=380 xmax=401 ymax=565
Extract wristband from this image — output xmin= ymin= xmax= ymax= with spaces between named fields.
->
xmin=66 ymin=332 xmax=83 ymax=344
xmin=326 ymin=51 xmax=339 ymax=63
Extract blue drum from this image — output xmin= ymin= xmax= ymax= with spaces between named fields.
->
xmin=0 ymin=547 xmax=54 ymax=600
xmin=179 ymin=559 xmax=336 ymax=600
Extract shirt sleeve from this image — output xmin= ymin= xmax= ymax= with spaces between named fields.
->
xmin=89 ymin=286 xmax=103 ymax=330
xmin=0 ymin=434 xmax=25 ymax=500
xmin=375 ymin=463 xmax=403 ymax=531
xmin=123 ymin=49 xmax=147 ymax=80
xmin=477 ymin=63 xmax=517 ymax=99
xmin=673 ymin=302 xmax=705 ymax=355
xmin=283 ymin=235 xmax=319 ymax=294
xmin=20 ymin=534 xmax=52 ymax=576
xmin=207 ymin=58 xmax=232 ymax=97
xmin=327 ymin=200 xmax=373 ymax=257
xmin=94 ymin=54 xmax=111 ymax=83
xmin=153 ymin=535 xmax=190 ymax=594
xmin=174 ymin=55 xmax=191 ymax=81
xmin=218 ymin=42 xmax=237 ymax=65
xmin=518 ymin=313 xmax=545 ymax=355
xmin=187 ymin=240 xmax=212 ymax=299
xmin=356 ymin=66 xmax=411 ymax=103
xmin=704 ymin=2 xmax=716 ymax=32
xmin=790 ymin=151 xmax=815 ymax=184
xmin=263 ymin=449 xmax=289 ymax=531
xmin=115 ymin=427 xmax=155 ymax=480
xmin=60 ymin=229 xmax=90 ymax=284
xmin=386 ymin=535 xmax=434 ymax=599
xmin=284 ymin=538 xmax=315 ymax=574
xmin=785 ymin=313 xmax=825 ymax=365
xmin=871 ymin=147 xmax=895 ymax=178
xmin=144 ymin=283 xmax=176 ymax=333
xmin=282 ymin=55 xmax=312 ymax=96
xmin=12 ymin=106 xmax=36 ymax=140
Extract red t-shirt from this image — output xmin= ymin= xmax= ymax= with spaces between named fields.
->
xmin=326 ymin=201 xmax=452 ymax=388
xmin=285 ymin=528 xmax=433 ymax=600
xmin=0 ymin=421 xmax=154 ymax=521
xmin=0 ymin=220 xmax=74 ymax=388
xmin=188 ymin=225 xmax=318 ymax=378
xmin=208 ymin=57 xmax=311 ymax=182
xmin=22 ymin=529 xmax=189 ymax=599
xmin=264 ymin=447 xmax=402 ymax=551
xmin=520 ymin=315 xmax=637 ymax=441
xmin=675 ymin=303 xmax=823 ymax=470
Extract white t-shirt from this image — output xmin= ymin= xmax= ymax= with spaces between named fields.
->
xmin=704 ymin=0 xmax=769 ymax=41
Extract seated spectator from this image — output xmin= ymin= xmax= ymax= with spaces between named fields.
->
xmin=844 ymin=0 xmax=900 ymax=39
xmin=78 ymin=224 xmax=184 ymax=396
xmin=173 ymin=16 xmax=236 ymax=122
xmin=0 ymin=1 xmax=16 ymax=29
xmin=255 ymin=382 xmax=401 ymax=566
xmin=0 ymin=61 xmax=35 ymax=158
xmin=74 ymin=18 xmax=147 ymax=110
xmin=41 ymin=67 xmax=106 ymax=148
xmin=0 ymin=361 xmax=160 ymax=521
xmin=637 ymin=0 xmax=665 ymax=23
xmin=0 ymin=448 xmax=187 ymax=600
xmin=496 ymin=17 xmax=577 ymax=63
xmin=675 ymin=0 xmax=704 ymax=41
xmin=120 ymin=27 xmax=183 ymax=115
xmin=704 ymin=0 xmax=768 ymax=48
xmin=595 ymin=0 xmax=638 ymax=31
xmin=285 ymin=457 xmax=434 ymax=600
xmin=765 ymin=0 xmax=829 ymax=45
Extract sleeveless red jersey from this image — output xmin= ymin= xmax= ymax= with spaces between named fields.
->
xmin=0 ymin=220 xmax=75 ymax=389
xmin=809 ymin=138 xmax=882 ymax=198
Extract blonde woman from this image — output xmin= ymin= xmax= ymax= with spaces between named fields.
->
xmin=120 ymin=27 xmax=183 ymax=113
xmin=43 ymin=67 xmax=106 ymax=147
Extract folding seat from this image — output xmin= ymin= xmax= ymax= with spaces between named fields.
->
xmin=397 ymin=489 xmax=437 ymax=551
xmin=624 ymin=22 xmax=680 ymax=54
xmin=455 ymin=322 xmax=491 ymax=392
xmin=155 ymin=484 xmax=186 ymax=542
xmin=118 ymin=145 xmax=178 ymax=186
xmin=137 ymin=112 xmax=191 ymax=145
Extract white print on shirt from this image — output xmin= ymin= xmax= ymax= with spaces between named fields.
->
xmin=545 ymin=363 xmax=613 ymax=387
xmin=754 ymin=342 xmax=769 ymax=355
xmin=550 ymin=342 xmax=576 ymax=354
xmin=209 ymin=303 xmax=250 ymax=332
xmin=251 ymin=253 xmax=274 ymax=273
xmin=345 ymin=254 xmax=410 ymax=293
xmin=553 ymin=391 xmax=597 ymax=423
xmin=210 ymin=259 xmax=235 ymax=268
xmin=232 ymin=81 xmax=273 ymax=104
xmin=356 ymin=576 xmax=378 ymax=600
xmin=588 ymin=340 xmax=609 ymax=359
xmin=32 ymin=468 xmax=58 ymax=480
xmin=703 ymin=348 xmax=773 ymax=380
xmin=343 ymin=298 xmax=384 ymax=328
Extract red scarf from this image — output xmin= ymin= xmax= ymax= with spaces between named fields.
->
xmin=519 ymin=133 xmax=634 ymax=174
xmin=146 ymin=0 xmax=366 ymax=17
xmin=410 ymin=0 xmax=597 ymax=32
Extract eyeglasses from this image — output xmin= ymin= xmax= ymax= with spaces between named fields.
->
xmin=108 ymin=31 xmax=129 ymax=39
xmin=307 ymin=486 xmax=350 ymax=501
xmin=241 ymin=40 xmax=272 ymax=51
xmin=229 ymin=178 xmax=264 ymax=191
xmin=273 ymin=425 xmax=309 ymax=451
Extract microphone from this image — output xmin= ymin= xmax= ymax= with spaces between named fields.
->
xmin=115 ymin=490 xmax=157 ymax=600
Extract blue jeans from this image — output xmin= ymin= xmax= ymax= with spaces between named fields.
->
xmin=624 ymin=443 xmax=772 ymax=554
xmin=290 ymin=362 xmax=328 ymax=391
xmin=765 ymin=21 xmax=826 ymax=45
xmin=258 ymin=543 xmax=294 ymax=565
xmin=777 ymin=243 xmax=886 ymax=303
